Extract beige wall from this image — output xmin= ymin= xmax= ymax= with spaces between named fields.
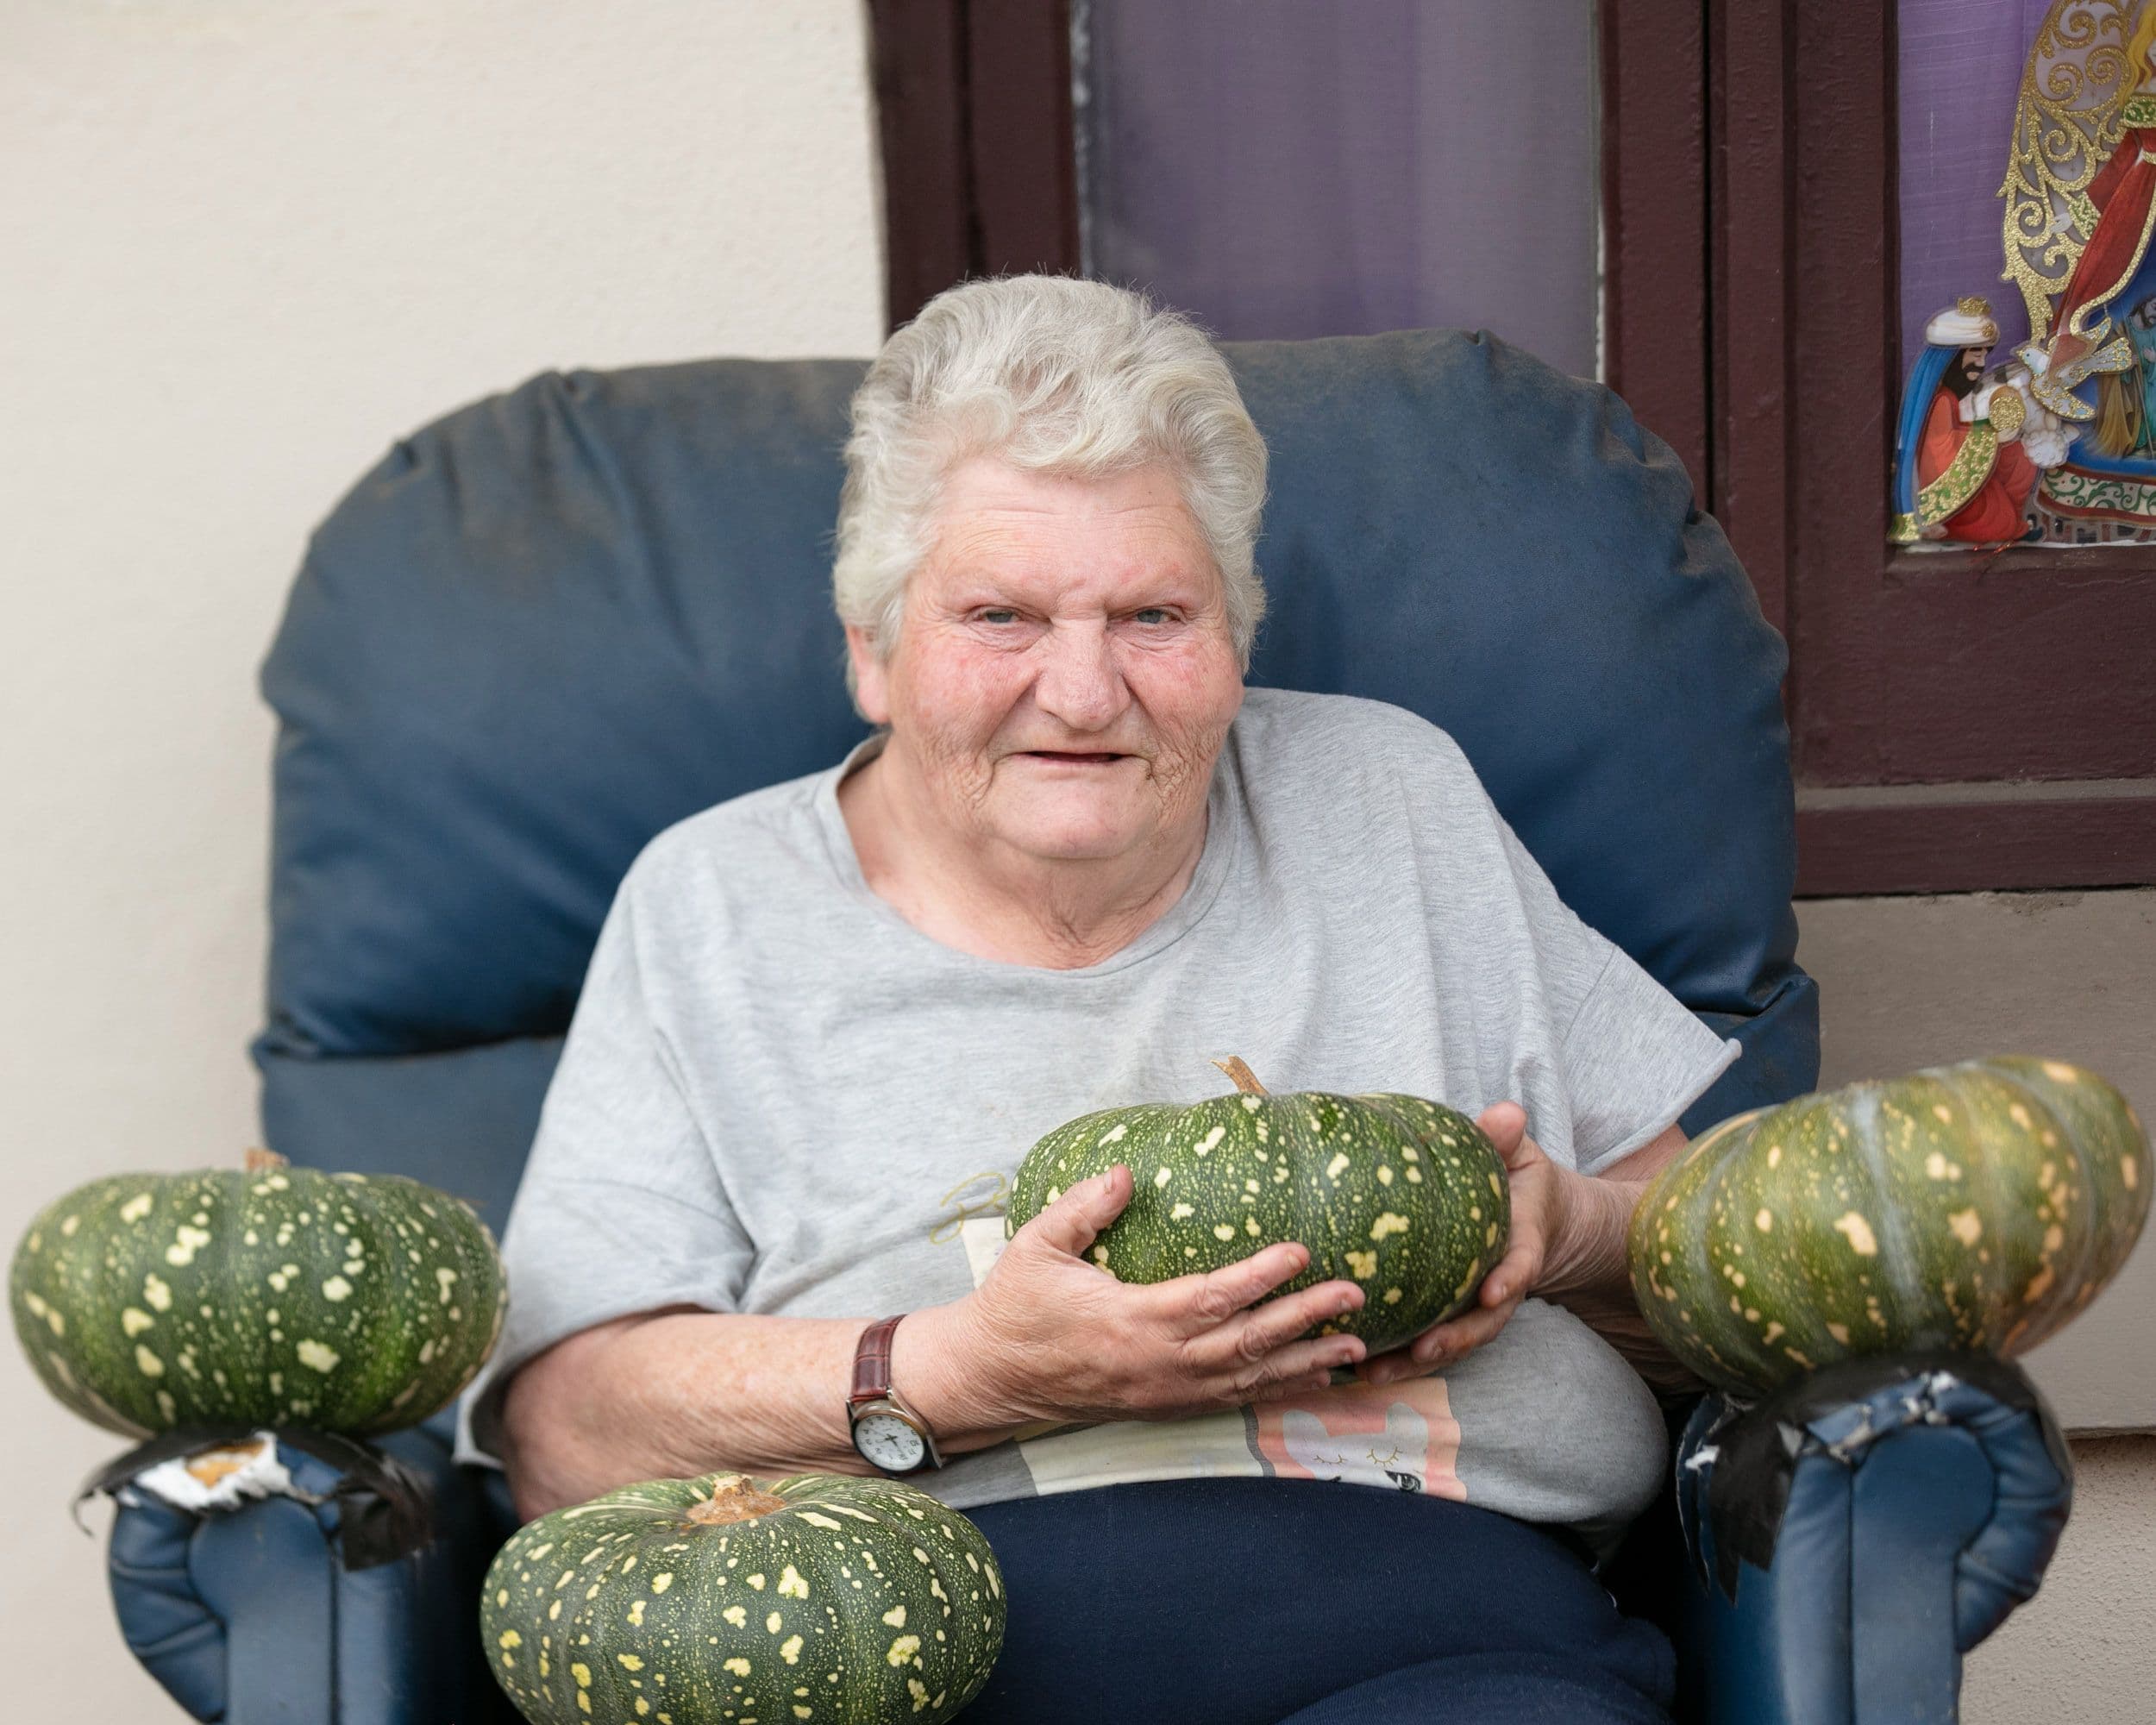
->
xmin=1965 ymin=1434 xmax=2156 ymax=1725
xmin=1801 ymin=891 xmax=2156 ymax=1723
xmin=0 ymin=3 xmax=881 ymax=1716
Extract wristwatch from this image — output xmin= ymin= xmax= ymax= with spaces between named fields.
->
xmin=848 ymin=1314 xmax=944 ymax=1475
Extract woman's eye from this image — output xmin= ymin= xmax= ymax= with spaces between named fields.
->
xmin=974 ymin=606 xmax=1174 ymax=626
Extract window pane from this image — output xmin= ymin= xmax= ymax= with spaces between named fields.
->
xmin=1896 ymin=0 xmax=2156 ymax=546
xmin=1074 ymin=0 xmax=1600 ymax=377
xmin=1898 ymin=0 xmax=2055 ymax=375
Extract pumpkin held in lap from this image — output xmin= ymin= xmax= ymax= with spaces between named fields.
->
xmin=1003 ymin=1057 xmax=1509 ymax=1353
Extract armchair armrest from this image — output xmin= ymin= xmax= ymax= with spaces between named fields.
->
xmin=91 ymin=1355 xmax=2069 ymax=1725
xmin=102 ymin=1424 xmax=520 ymax=1725
xmin=1673 ymin=1352 xmax=2073 ymax=1725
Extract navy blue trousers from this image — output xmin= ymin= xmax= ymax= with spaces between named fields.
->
xmin=954 ymin=1477 xmax=1673 ymax=1725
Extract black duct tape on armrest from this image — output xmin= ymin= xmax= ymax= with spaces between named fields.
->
xmin=75 ymin=1425 xmax=436 ymax=1571
xmin=1690 ymin=1350 xmax=2072 ymax=1602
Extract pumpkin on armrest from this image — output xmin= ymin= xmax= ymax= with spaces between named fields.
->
xmin=1628 ymin=1056 xmax=2151 ymax=1396
xmin=11 ymin=1147 xmax=505 ymax=1436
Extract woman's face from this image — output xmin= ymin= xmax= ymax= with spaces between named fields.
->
xmin=848 ymin=455 xmax=1244 ymax=867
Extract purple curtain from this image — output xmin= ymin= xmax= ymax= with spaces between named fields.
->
xmin=1075 ymin=0 xmax=1600 ymax=377
xmin=1897 ymin=0 xmax=2059 ymax=373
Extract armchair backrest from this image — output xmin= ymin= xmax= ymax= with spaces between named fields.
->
xmin=255 ymin=329 xmax=1817 ymax=1283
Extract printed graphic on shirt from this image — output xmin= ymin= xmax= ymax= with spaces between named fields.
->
xmin=930 ymin=1170 xmax=1009 ymax=1246
xmin=1250 ymin=1376 xmax=1464 ymax=1498
xmin=956 ymin=1217 xmax=1469 ymax=1502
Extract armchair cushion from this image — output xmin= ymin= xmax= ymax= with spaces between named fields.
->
xmin=256 ymin=1038 xmax=561 ymax=1250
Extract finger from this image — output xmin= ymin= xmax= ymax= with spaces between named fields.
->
xmin=1432 ymin=1302 xmax=1514 ymax=1358
xmin=1474 ymin=1101 xmax=1532 ymax=1164
xmin=1021 ymin=1165 xmax=1133 ymax=1260
xmin=1250 ymin=1349 xmax=1361 ymax=1402
xmin=1479 ymin=1239 xmax=1540 ymax=1309
xmin=1407 ymin=1298 xmax=1518 ymax=1367
xmin=1230 ymin=1331 xmax=1369 ymax=1398
xmin=1252 ymin=1365 xmax=1340 ymax=1403
xmin=1357 ymin=1292 xmax=1523 ymax=1386
xmin=1181 ymin=1279 xmax=1368 ymax=1373
xmin=1144 ymin=1240 xmax=1313 ymax=1334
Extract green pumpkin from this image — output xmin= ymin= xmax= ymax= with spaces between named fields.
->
xmin=1629 ymin=1056 xmax=2152 ymax=1396
xmin=1003 ymin=1057 xmax=1508 ymax=1352
xmin=481 ymin=1471 xmax=1004 ymax=1725
xmin=10 ymin=1149 xmax=505 ymax=1436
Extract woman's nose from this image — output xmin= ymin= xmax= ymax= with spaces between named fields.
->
xmin=1032 ymin=621 xmax=1125 ymax=730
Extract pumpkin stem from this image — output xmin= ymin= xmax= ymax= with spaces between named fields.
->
xmin=243 ymin=1147 xmax=290 ymax=1173
xmin=1213 ymin=1057 xmax=1269 ymax=1096
xmin=686 ymin=1473 xmax=790 ymax=1525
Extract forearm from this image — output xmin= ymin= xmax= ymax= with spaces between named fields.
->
xmin=1543 ymin=1169 xmax=1705 ymax=1397
xmin=499 ymin=1299 xmax=1035 ymax=1519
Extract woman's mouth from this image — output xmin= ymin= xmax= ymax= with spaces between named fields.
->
xmin=1019 ymin=750 xmax=1128 ymax=766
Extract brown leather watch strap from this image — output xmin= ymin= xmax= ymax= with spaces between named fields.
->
xmin=849 ymin=1314 xmax=905 ymax=1408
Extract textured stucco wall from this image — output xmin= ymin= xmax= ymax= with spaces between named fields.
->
xmin=1801 ymin=890 xmax=2156 ymax=1722
xmin=1963 ymin=1434 xmax=2156 ymax=1725
xmin=0 ymin=3 xmax=881 ymax=1716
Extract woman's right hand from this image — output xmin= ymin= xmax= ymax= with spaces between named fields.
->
xmin=937 ymin=1164 xmax=1369 ymax=1428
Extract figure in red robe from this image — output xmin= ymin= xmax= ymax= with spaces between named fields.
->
xmin=2030 ymin=19 xmax=2156 ymax=418
xmin=1892 ymin=298 xmax=2042 ymax=545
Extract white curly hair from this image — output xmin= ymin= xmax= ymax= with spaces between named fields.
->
xmin=831 ymin=275 xmax=1269 ymax=693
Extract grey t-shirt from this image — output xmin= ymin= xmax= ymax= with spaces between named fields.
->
xmin=455 ymin=687 xmax=1739 ymax=1550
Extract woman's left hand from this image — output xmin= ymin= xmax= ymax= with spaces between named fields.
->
xmin=1354 ymin=1100 xmax=1568 ymax=1387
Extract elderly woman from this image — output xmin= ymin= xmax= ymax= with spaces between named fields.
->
xmin=457 ymin=276 xmax=1738 ymax=1724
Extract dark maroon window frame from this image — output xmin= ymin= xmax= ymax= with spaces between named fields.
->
xmin=869 ymin=0 xmax=2156 ymax=895
xmin=868 ymin=0 xmax=1080 ymax=325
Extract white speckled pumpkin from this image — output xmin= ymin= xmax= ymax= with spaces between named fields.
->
xmin=9 ymin=1149 xmax=505 ymax=1435
xmin=1628 ymin=1056 xmax=2151 ymax=1395
xmin=1004 ymin=1057 xmax=1508 ymax=1352
xmin=481 ymin=1471 xmax=1004 ymax=1725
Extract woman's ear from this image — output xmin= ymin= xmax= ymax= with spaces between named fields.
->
xmin=844 ymin=624 xmax=893 ymax=725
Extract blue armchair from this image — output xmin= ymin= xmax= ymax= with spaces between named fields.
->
xmin=97 ymin=330 xmax=2069 ymax=1723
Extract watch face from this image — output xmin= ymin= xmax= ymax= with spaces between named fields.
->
xmin=854 ymin=1409 xmax=925 ymax=1472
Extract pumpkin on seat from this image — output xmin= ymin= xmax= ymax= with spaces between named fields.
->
xmin=481 ymin=1471 xmax=1004 ymax=1725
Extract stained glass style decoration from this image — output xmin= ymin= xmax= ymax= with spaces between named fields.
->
xmin=1896 ymin=0 xmax=2156 ymax=546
